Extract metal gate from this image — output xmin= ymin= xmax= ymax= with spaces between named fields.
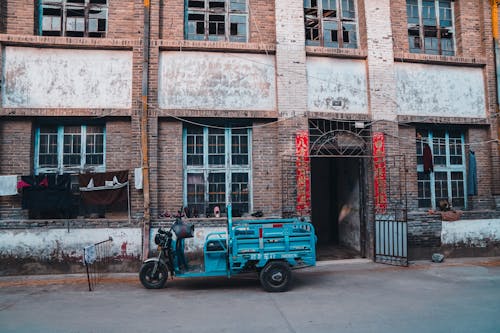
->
xmin=373 ymin=155 xmax=408 ymax=266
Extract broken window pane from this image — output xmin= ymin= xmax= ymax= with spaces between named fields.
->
xmin=186 ymin=0 xmax=248 ymax=42
xmin=406 ymin=0 xmax=454 ymax=55
xmin=304 ymin=0 xmax=357 ymax=48
xmin=40 ymin=0 xmax=107 ymax=37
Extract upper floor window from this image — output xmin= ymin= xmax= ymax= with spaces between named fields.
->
xmin=39 ymin=0 xmax=108 ymax=38
xmin=35 ymin=124 xmax=106 ymax=174
xmin=185 ymin=0 xmax=248 ymax=42
xmin=416 ymin=129 xmax=466 ymax=209
xmin=184 ymin=126 xmax=251 ymax=217
xmin=406 ymin=0 xmax=455 ymax=56
xmin=304 ymin=0 xmax=358 ymax=48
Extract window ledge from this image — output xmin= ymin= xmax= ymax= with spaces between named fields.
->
xmin=0 ymin=34 xmax=140 ymax=49
xmin=394 ymin=52 xmax=486 ymax=67
xmin=155 ymin=40 xmax=275 ymax=54
xmin=306 ymin=46 xmax=367 ymax=59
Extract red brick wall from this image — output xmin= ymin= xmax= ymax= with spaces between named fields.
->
xmin=252 ymin=121 xmax=280 ymax=216
xmin=3 ymin=0 xmax=34 ymax=35
xmin=0 ymin=119 xmax=33 ymax=219
xmin=157 ymin=120 xmax=183 ymax=217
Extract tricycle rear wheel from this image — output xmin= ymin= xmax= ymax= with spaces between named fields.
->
xmin=139 ymin=261 xmax=168 ymax=289
xmin=259 ymin=261 xmax=292 ymax=292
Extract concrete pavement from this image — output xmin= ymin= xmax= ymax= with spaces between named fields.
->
xmin=1 ymin=257 xmax=499 ymax=333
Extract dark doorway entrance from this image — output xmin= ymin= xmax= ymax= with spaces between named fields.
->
xmin=311 ymin=157 xmax=365 ymax=260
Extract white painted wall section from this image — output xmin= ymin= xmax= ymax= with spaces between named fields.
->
xmin=307 ymin=57 xmax=368 ymax=114
xmin=0 ymin=228 xmax=142 ymax=260
xmin=2 ymin=47 xmax=132 ymax=108
xmin=441 ymin=219 xmax=500 ymax=247
xmin=396 ymin=63 xmax=486 ymax=118
xmin=159 ymin=52 xmax=276 ymax=110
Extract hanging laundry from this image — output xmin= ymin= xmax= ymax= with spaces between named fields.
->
xmin=423 ymin=143 xmax=434 ymax=174
xmin=19 ymin=174 xmax=73 ymax=218
xmin=78 ymin=170 xmax=128 ymax=206
xmin=467 ymin=150 xmax=478 ymax=196
xmin=0 ymin=175 xmax=18 ymax=196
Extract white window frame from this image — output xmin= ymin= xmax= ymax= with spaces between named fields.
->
xmin=34 ymin=124 xmax=106 ymax=175
xmin=183 ymin=126 xmax=252 ymax=215
xmin=416 ymin=130 xmax=466 ymax=209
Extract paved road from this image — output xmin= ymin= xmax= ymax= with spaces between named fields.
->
xmin=1 ymin=258 xmax=499 ymax=333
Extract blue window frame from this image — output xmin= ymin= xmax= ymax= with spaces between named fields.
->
xmin=35 ymin=124 xmax=106 ymax=175
xmin=185 ymin=0 xmax=248 ymax=42
xmin=183 ymin=126 xmax=252 ymax=217
xmin=416 ymin=129 xmax=466 ymax=209
xmin=406 ymin=0 xmax=455 ymax=56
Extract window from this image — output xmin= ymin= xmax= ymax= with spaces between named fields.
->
xmin=39 ymin=0 xmax=108 ymax=37
xmin=406 ymin=0 xmax=455 ymax=56
xmin=184 ymin=126 xmax=251 ymax=217
xmin=185 ymin=0 xmax=248 ymax=42
xmin=35 ymin=124 xmax=106 ymax=174
xmin=304 ymin=0 xmax=358 ymax=48
xmin=416 ymin=130 xmax=466 ymax=209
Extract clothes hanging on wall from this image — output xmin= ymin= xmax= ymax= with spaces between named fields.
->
xmin=78 ymin=170 xmax=128 ymax=206
xmin=19 ymin=174 xmax=73 ymax=218
xmin=467 ymin=150 xmax=478 ymax=196
xmin=423 ymin=143 xmax=434 ymax=174
xmin=0 ymin=175 xmax=18 ymax=196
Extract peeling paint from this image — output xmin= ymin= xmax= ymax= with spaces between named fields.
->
xmin=396 ymin=63 xmax=486 ymax=118
xmin=441 ymin=219 xmax=500 ymax=247
xmin=0 ymin=228 xmax=141 ymax=261
xmin=1 ymin=47 xmax=132 ymax=108
xmin=307 ymin=57 xmax=368 ymax=114
xmin=159 ymin=52 xmax=276 ymax=110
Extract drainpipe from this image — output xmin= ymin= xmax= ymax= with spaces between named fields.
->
xmin=141 ymin=0 xmax=151 ymax=260
xmin=492 ymin=1 xmax=500 ymax=142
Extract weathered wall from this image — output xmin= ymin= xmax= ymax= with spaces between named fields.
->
xmin=2 ymin=47 xmax=132 ymax=108
xmin=396 ymin=63 xmax=486 ymax=118
xmin=0 ymin=227 xmax=142 ymax=275
xmin=307 ymin=57 xmax=368 ymax=114
xmin=442 ymin=219 xmax=500 ymax=247
xmin=158 ymin=51 xmax=276 ymax=111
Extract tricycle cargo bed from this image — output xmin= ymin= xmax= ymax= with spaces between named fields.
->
xmin=229 ymin=218 xmax=316 ymax=269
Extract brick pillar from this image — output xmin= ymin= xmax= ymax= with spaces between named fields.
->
xmin=275 ymin=0 xmax=309 ymax=215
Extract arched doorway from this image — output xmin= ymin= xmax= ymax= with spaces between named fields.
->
xmin=309 ymin=119 xmax=371 ymax=260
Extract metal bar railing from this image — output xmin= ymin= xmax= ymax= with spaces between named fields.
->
xmin=83 ymin=237 xmax=113 ymax=291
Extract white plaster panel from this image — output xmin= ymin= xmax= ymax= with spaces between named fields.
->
xmin=307 ymin=57 xmax=368 ymax=114
xmin=441 ymin=219 xmax=500 ymax=247
xmin=2 ymin=47 xmax=132 ymax=108
xmin=159 ymin=52 xmax=276 ymax=110
xmin=149 ymin=227 xmax=226 ymax=252
xmin=396 ymin=63 xmax=486 ymax=118
xmin=0 ymin=228 xmax=141 ymax=260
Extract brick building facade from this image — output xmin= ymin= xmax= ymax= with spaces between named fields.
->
xmin=0 ymin=0 xmax=499 ymax=273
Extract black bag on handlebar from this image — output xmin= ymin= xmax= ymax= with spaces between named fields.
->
xmin=172 ymin=219 xmax=194 ymax=239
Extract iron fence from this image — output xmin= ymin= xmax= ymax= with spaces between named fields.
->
xmin=83 ymin=236 xmax=113 ymax=291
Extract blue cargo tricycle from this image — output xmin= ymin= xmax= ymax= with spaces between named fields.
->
xmin=139 ymin=205 xmax=316 ymax=292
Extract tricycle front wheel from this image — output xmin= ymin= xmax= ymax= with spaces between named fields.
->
xmin=139 ymin=262 xmax=168 ymax=289
xmin=259 ymin=261 xmax=292 ymax=292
